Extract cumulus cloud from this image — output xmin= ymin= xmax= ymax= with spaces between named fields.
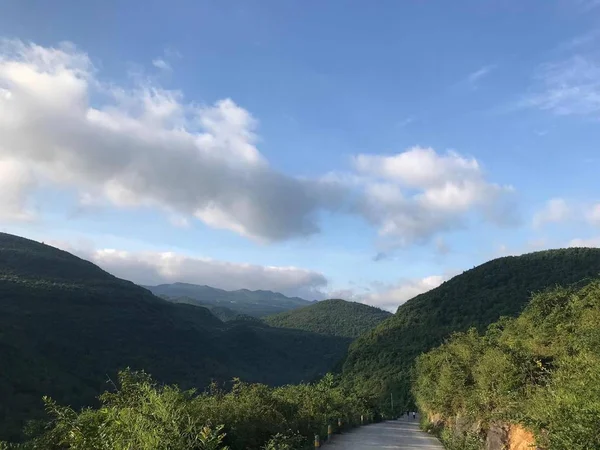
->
xmin=0 ymin=159 xmax=37 ymax=221
xmin=532 ymin=198 xmax=571 ymax=228
xmin=0 ymin=40 xmax=515 ymax=249
xmin=51 ymin=241 xmax=328 ymax=299
xmin=0 ymin=39 xmax=339 ymax=241
xmin=353 ymin=147 xmax=516 ymax=248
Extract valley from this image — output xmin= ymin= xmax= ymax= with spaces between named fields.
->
xmin=2 ymin=233 xmax=600 ymax=449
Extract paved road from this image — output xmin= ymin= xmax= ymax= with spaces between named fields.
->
xmin=326 ymin=418 xmax=444 ymax=450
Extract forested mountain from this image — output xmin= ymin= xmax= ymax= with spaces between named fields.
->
xmin=264 ymin=299 xmax=391 ymax=338
xmin=341 ymin=248 xmax=600 ymax=411
xmin=415 ymin=280 xmax=600 ymax=449
xmin=0 ymin=233 xmax=351 ymax=441
xmin=165 ymin=296 xmax=261 ymax=322
xmin=145 ymin=283 xmax=313 ymax=317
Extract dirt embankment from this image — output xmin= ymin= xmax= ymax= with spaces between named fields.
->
xmin=427 ymin=413 xmax=539 ymax=450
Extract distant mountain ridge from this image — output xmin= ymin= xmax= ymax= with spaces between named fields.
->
xmin=0 ymin=233 xmax=350 ymax=441
xmin=145 ymin=282 xmax=314 ymax=317
xmin=264 ymin=299 xmax=392 ymax=338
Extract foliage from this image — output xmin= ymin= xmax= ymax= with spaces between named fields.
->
xmin=413 ymin=280 xmax=600 ymax=450
xmin=0 ymin=233 xmax=351 ymax=441
xmin=1 ymin=369 xmax=372 ymax=450
xmin=341 ymin=248 xmax=600 ymax=412
xmin=264 ymin=299 xmax=391 ymax=338
xmin=167 ymin=298 xmax=262 ymax=323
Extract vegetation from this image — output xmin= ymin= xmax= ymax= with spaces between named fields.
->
xmin=341 ymin=248 xmax=600 ymax=413
xmin=165 ymin=297 xmax=261 ymax=323
xmin=1 ymin=369 xmax=374 ymax=449
xmin=0 ymin=233 xmax=351 ymax=441
xmin=264 ymin=299 xmax=391 ymax=338
xmin=146 ymin=283 xmax=313 ymax=318
xmin=414 ymin=280 xmax=600 ymax=449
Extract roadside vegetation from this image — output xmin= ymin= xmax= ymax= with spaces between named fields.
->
xmin=1 ymin=371 xmax=376 ymax=450
xmin=414 ymin=280 xmax=600 ymax=449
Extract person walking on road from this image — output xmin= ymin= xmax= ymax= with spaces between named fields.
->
xmin=412 ymin=411 xmax=416 ymax=420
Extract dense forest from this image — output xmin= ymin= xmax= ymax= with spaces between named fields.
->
xmin=264 ymin=299 xmax=391 ymax=338
xmin=146 ymin=283 xmax=312 ymax=317
xmin=165 ymin=297 xmax=261 ymax=323
xmin=414 ymin=280 xmax=600 ymax=450
xmin=0 ymin=233 xmax=351 ymax=442
xmin=341 ymin=248 xmax=600 ymax=412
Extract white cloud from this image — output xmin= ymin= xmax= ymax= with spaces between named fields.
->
xmin=586 ymin=203 xmax=600 ymax=226
xmin=152 ymin=58 xmax=172 ymax=72
xmin=522 ymin=55 xmax=600 ymax=116
xmin=0 ymin=159 xmax=37 ymax=221
xmin=353 ymin=147 xmax=516 ymax=247
xmin=531 ymin=198 xmax=600 ymax=229
xmin=358 ymin=275 xmax=448 ymax=312
xmin=466 ymin=64 xmax=496 ymax=85
xmin=568 ymin=236 xmax=600 ymax=247
xmin=354 ymin=147 xmax=480 ymax=188
xmin=50 ymin=241 xmax=328 ymax=299
xmin=0 ymin=40 xmax=516 ymax=249
xmin=532 ymin=198 xmax=571 ymax=228
xmin=0 ymin=39 xmax=342 ymax=242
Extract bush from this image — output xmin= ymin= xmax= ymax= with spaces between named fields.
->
xmin=413 ymin=280 xmax=600 ymax=449
xmin=2 ymin=370 xmax=372 ymax=450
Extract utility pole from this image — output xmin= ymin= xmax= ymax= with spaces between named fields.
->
xmin=390 ymin=393 xmax=394 ymax=418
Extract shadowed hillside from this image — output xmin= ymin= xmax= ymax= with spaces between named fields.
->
xmin=0 ymin=233 xmax=351 ymax=441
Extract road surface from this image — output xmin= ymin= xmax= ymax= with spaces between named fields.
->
xmin=327 ymin=418 xmax=444 ymax=450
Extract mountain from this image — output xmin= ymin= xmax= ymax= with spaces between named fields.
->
xmin=145 ymin=283 xmax=313 ymax=317
xmin=414 ymin=280 xmax=600 ymax=449
xmin=166 ymin=296 xmax=261 ymax=322
xmin=0 ymin=233 xmax=351 ymax=441
xmin=341 ymin=248 xmax=600 ymax=411
xmin=264 ymin=299 xmax=392 ymax=338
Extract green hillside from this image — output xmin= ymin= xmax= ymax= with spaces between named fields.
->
xmin=341 ymin=248 xmax=600 ymax=411
xmin=0 ymin=233 xmax=351 ymax=441
xmin=145 ymin=283 xmax=313 ymax=317
xmin=414 ymin=280 xmax=600 ymax=449
xmin=264 ymin=299 xmax=392 ymax=338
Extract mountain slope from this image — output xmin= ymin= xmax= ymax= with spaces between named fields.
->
xmin=164 ymin=295 xmax=261 ymax=322
xmin=0 ymin=233 xmax=350 ymax=441
xmin=341 ymin=248 xmax=600 ymax=411
xmin=146 ymin=282 xmax=313 ymax=317
xmin=414 ymin=280 xmax=600 ymax=449
xmin=264 ymin=299 xmax=392 ymax=338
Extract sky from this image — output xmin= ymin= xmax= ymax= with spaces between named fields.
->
xmin=1 ymin=0 xmax=600 ymax=311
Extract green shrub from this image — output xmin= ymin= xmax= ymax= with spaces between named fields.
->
xmin=3 ymin=369 xmax=371 ymax=450
xmin=413 ymin=280 xmax=600 ymax=449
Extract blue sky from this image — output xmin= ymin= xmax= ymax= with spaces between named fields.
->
xmin=1 ymin=0 xmax=600 ymax=310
